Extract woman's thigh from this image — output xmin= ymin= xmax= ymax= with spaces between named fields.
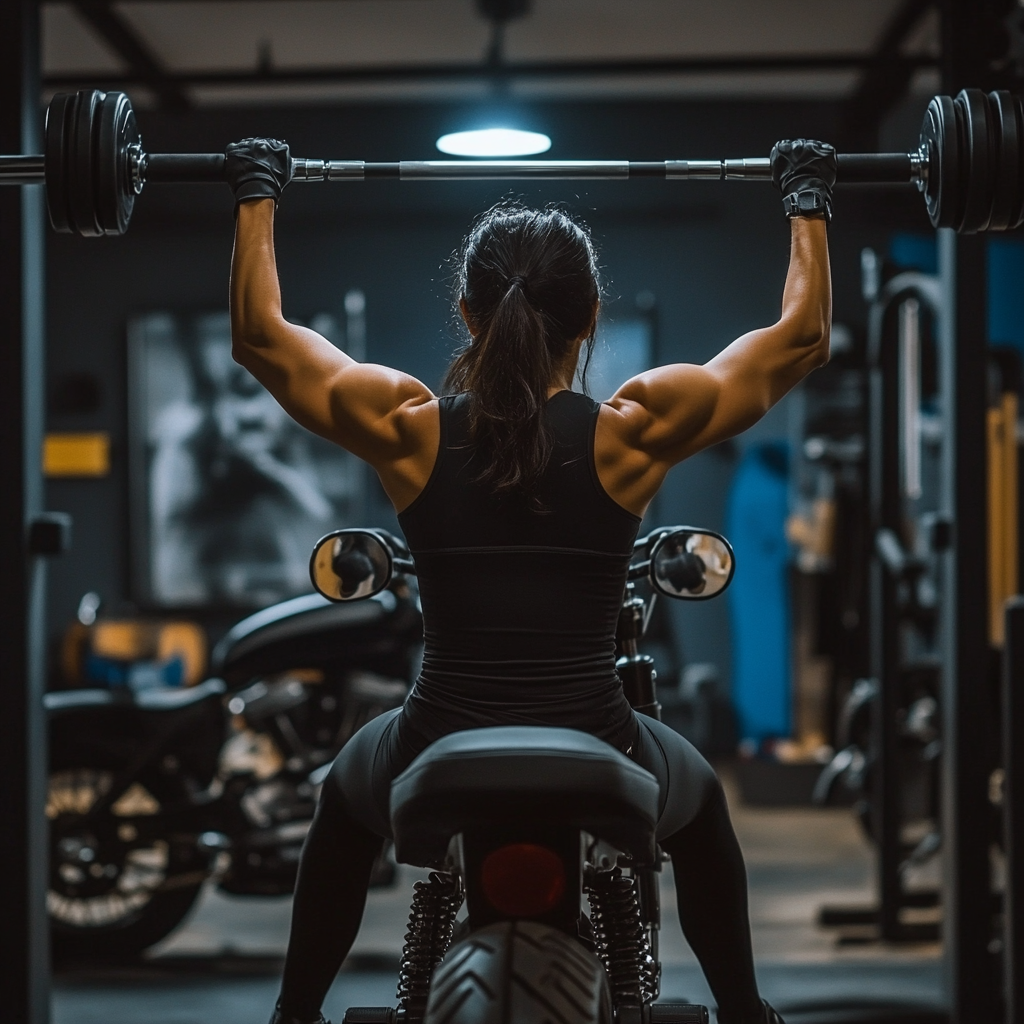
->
xmin=324 ymin=707 xmax=412 ymax=839
xmin=325 ymin=710 xmax=718 ymax=843
xmin=631 ymin=715 xmax=720 ymax=839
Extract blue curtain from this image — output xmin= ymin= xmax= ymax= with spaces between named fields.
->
xmin=725 ymin=442 xmax=791 ymax=742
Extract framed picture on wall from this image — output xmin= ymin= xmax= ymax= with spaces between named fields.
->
xmin=128 ymin=298 xmax=367 ymax=609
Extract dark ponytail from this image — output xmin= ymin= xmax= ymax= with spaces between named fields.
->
xmin=445 ymin=202 xmax=600 ymax=497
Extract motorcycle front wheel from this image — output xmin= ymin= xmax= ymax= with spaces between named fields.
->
xmin=47 ymin=766 xmax=209 ymax=963
xmin=425 ymin=921 xmax=612 ymax=1024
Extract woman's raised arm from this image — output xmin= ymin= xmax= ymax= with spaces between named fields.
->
xmin=229 ymin=191 xmax=437 ymax=508
xmin=595 ymin=141 xmax=835 ymax=516
xmin=604 ymin=213 xmax=831 ymax=465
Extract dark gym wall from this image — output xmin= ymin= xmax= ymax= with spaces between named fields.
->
xmin=44 ymin=96 xmax=928 ymax=687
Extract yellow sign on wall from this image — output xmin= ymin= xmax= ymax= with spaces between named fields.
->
xmin=43 ymin=432 xmax=110 ymax=477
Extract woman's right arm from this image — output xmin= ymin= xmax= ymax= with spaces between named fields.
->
xmin=612 ymin=214 xmax=830 ymax=459
xmin=230 ymin=198 xmax=437 ymax=501
xmin=596 ymin=215 xmax=831 ymax=515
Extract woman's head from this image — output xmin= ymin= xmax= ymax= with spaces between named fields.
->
xmin=445 ymin=202 xmax=601 ymax=497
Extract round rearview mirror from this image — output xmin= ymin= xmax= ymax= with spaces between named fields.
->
xmin=649 ymin=528 xmax=735 ymax=600
xmin=309 ymin=530 xmax=393 ymax=602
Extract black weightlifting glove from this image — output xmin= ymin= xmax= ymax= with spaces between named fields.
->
xmin=224 ymin=137 xmax=292 ymax=209
xmin=770 ymin=139 xmax=837 ymax=223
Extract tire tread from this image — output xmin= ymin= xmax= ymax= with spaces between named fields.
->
xmin=425 ymin=921 xmax=611 ymax=1024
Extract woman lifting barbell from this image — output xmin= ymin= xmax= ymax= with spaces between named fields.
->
xmin=226 ymin=136 xmax=835 ymax=1024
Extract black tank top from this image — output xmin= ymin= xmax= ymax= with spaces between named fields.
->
xmin=398 ymin=390 xmax=642 ymax=751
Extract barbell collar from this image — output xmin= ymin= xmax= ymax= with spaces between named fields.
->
xmin=665 ymin=158 xmax=771 ymax=179
xmin=292 ymin=159 xmax=366 ymax=180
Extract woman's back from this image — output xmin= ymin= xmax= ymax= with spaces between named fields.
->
xmin=399 ymin=390 xmax=640 ymax=750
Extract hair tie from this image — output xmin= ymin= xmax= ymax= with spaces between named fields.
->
xmin=507 ymin=275 xmax=527 ymax=292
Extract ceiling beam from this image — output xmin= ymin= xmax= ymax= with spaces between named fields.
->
xmin=72 ymin=1 xmax=190 ymax=110
xmin=841 ymin=0 xmax=938 ymax=148
xmin=43 ymin=50 xmax=936 ymax=93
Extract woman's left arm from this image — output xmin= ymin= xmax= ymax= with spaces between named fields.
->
xmin=230 ymin=198 xmax=435 ymax=469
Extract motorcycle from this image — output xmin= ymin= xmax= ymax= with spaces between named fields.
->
xmin=45 ymin=560 xmax=422 ymax=961
xmin=306 ymin=523 xmax=735 ymax=1024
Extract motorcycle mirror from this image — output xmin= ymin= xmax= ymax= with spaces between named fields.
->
xmin=309 ymin=529 xmax=394 ymax=602
xmin=649 ymin=528 xmax=735 ymax=600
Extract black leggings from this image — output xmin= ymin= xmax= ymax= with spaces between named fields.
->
xmin=277 ymin=710 xmax=763 ymax=1024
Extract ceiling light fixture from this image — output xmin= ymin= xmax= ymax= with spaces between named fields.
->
xmin=435 ymin=127 xmax=552 ymax=158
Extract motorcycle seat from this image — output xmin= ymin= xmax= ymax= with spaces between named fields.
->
xmin=390 ymin=726 xmax=659 ymax=867
xmin=44 ymin=678 xmax=226 ymax=715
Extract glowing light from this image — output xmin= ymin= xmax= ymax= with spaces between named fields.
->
xmin=435 ymin=128 xmax=552 ymax=158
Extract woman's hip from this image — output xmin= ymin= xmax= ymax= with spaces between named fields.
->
xmin=323 ymin=706 xmax=718 ymax=844
xmin=324 ymin=707 xmax=423 ymax=839
xmin=628 ymin=713 xmax=720 ymax=839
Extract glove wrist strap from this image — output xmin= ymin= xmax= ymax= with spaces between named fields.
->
xmin=782 ymin=189 xmax=831 ymax=223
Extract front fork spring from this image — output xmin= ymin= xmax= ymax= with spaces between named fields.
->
xmin=396 ymin=870 xmax=464 ymax=1018
xmin=586 ymin=867 xmax=658 ymax=1007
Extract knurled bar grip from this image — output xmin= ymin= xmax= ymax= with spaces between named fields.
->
xmin=0 ymin=151 xmax=918 ymax=184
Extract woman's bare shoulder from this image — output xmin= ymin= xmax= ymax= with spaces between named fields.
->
xmin=375 ymin=394 xmax=442 ymax=513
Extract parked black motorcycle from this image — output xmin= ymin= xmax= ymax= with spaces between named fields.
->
xmin=45 ymin=558 xmax=422 ymax=961
xmin=306 ymin=524 xmax=735 ymax=1024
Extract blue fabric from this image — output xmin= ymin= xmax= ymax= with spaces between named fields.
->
xmin=889 ymin=232 xmax=938 ymax=274
xmin=888 ymin=233 xmax=1024 ymax=358
xmin=725 ymin=443 xmax=791 ymax=741
xmin=988 ymin=238 xmax=1024 ymax=356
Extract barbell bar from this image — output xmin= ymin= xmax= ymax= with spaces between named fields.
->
xmin=0 ymin=87 xmax=1022 ymax=237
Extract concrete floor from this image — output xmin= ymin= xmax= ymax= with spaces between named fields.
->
xmin=52 ymin=770 xmax=944 ymax=1024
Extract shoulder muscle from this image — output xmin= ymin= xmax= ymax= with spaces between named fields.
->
xmin=604 ymin=364 xmax=721 ymax=463
xmin=325 ymin=362 xmax=436 ymax=464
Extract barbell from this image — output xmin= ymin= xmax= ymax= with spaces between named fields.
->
xmin=0 ymin=87 xmax=1022 ymax=237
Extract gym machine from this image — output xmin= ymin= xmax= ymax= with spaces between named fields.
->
xmin=0 ymin=87 xmax=1023 ymax=237
xmin=817 ymin=251 xmax=950 ymax=942
xmin=815 ymin=237 xmax=1024 ymax=995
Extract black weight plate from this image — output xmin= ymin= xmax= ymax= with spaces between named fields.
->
xmin=68 ymin=90 xmax=105 ymax=237
xmin=44 ymin=93 xmax=73 ymax=233
xmin=96 ymin=91 xmax=138 ymax=235
xmin=987 ymin=91 xmax=1019 ymax=231
xmin=920 ymin=94 xmax=960 ymax=229
xmin=955 ymin=88 xmax=993 ymax=233
xmin=1010 ymin=93 xmax=1024 ymax=230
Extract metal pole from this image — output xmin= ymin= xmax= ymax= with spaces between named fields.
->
xmin=938 ymin=225 xmax=997 ymax=1024
xmin=900 ymin=298 xmax=922 ymax=502
xmin=869 ymin=281 xmax=906 ymax=941
xmin=0 ymin=2 xmax=50 ymax=1021
xmin=938 ymin=1 xmax=1007 ymax=1016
